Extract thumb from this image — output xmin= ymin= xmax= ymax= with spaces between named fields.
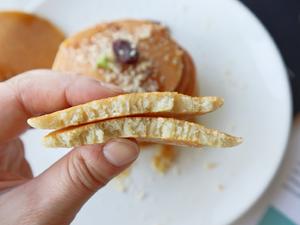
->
xmin=27 ymin=139 xmax=139 ymax=224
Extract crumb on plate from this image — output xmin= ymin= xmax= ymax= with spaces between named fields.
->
xmin=113 ymin=167 xmax=131 ymax=192
xmin=152 ymin=145 xmax=177 ymax=174
xmin=136 ymin=190 xmax=147 ymax=201
xmin=217 ymin=184 xmax=225 ymax=192
xmin=204 ymin=162 xmax=219 ymax=171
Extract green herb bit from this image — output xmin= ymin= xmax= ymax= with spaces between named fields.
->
xmin=96 ymin=55 xmax=111 ymax=69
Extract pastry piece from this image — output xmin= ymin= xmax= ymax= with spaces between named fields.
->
xmin=28 ymin=92 xmax=223 ymax=130
xmin=0 ymin=11 xmax=64 ymax=81
xmin=43 ymin=117 xmax=242 ymax=148
xmin=52 ymin=20 xmax=195 ymax=93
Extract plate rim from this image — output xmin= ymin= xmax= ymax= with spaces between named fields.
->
xmin=228 ymin=0 xmax=292 ymax=224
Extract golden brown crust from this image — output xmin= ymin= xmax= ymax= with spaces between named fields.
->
xmin=175 ymin=50 xmax=197 ymax=96
xmin=43 ymin=117 xmax=242 ymax=148
xmin=0 ymin=11 xmax=64 ymax=81
xmin=44 ymin=117 xmax=242 ymax=148
xmin=28 ymin=92 xmax=224 ymax=130
xmin=52 ymin=19 xmax=190 ymax=92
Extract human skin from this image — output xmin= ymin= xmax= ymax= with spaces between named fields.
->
xmin=0 ymin=70 xmax=140 ymax=225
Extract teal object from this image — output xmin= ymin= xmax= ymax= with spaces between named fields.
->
xmin=259 ymin=207 xmax=297 ymax=225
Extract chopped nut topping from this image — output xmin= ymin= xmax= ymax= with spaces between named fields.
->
xmin=103 ymin=60 xmax=158 ymax=92
xmin=65 ymin=23 xmax=168 ymax=92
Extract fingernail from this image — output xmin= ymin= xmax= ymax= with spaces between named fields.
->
xmin=99 ymin=82 xmax=123 ymax=93
xmin=103 ymin=139 xmax=139 ymax=167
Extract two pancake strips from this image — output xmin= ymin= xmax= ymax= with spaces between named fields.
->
xmin=28 ymin=92 xmax=242 ymax=149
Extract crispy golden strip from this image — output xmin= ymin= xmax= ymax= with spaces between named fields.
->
xmin=43 ymin=117 xmax=242 ymax=148
xmin=28 ymin=92 xmax=224 ymax=130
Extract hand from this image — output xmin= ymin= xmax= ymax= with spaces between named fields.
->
xmin=0 ymin=70 xmax=140 ymax=225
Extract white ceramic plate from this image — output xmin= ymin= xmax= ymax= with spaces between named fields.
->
xmin=22 ymin=0 xmax=292 ymax=224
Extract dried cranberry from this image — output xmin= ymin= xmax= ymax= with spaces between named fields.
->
xmin=113 ymin=39 xmax=139 ymax=64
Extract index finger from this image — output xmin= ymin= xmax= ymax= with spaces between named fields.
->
xmin=0 ymin=70 xmax=122 ymax=143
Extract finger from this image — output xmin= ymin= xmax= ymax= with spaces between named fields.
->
xmin=0 ymin=139 xmax=139 ymax=225
xmin=0 ymin=139 xmax=33 ymax=179
xmin=0 ymin=69 xmax=123 ymax=143
xmin=0 ymin=172 xmax=28 ymax=190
